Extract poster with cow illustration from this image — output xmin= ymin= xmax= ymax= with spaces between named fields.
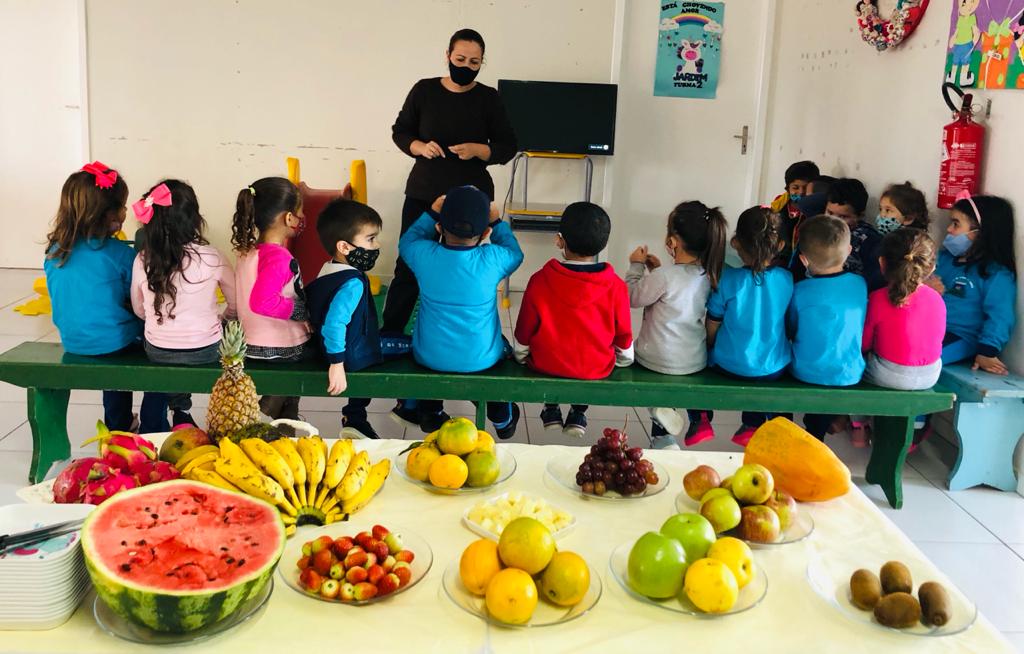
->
xmin=654 ymin=1 xmax=725 ymax=99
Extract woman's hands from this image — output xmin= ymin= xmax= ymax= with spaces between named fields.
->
xmin=411 ymin=140 xmax=446 ymax=159
xmin=449 ymin=143 xmax=491 ymax=161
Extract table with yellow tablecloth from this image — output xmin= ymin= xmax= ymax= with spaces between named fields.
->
xmin=1 ymin=441 xmax=1014 ymax=653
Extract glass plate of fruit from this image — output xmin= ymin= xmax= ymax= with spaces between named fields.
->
xmin=441 ymin=529 xmax=602 ymax=629
xmin=394 ymin=442 xmax=517 ymax=495
xmin=608 ymin=537 xmax=768 ymax=617
xmin=805 ymin=548 xmax=978 ymax=637
xmin=280 ymin=522 xmax=432 ymax=604
xmin=545 ymin=427 xmax=669 ymax=500
xmin=463 ymin=492 xmax=576 ymax=541
xmin=676 ymin=463 xmax=814 ymax=546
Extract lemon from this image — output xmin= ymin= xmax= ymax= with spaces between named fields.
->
xmin=684 ymin=558 xmax=739 ymax=613
xmin=538 ymin=551 xmax=590 ymax=606
xmin=459 ymin=539 xmax=504 ymax=596
xmin=428 ymin=454 xmax=468 ymax=489
xmin=497 ymin=517 xmax=555 ymax=575
xmin=405 ymin=444 xmax=441 ymax=482
xmin=485 ymin=568 xmax=537 ymax=625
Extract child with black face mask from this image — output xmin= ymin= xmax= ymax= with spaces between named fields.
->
xmin=306 ymin=199 xmax=411 ymax=439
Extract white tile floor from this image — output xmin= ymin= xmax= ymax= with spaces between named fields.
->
xmin=1 ymin=271 xmax=1023 ymax=648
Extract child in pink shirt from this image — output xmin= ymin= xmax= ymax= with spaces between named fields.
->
xmin=232 ymin=177 xmax=312 ymax=421
xmin=862 ymin=229 xmax=945 ymax=390
xmin=131 ymin=180 xmax=237 ymax=426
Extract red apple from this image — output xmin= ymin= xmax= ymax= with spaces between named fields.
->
xmin=737 ymin=504 xmax=782 ymax=543
xmin=732 ymin=464 xmax=775 ymax=505
xmin=763 ymin=490 xmax=797 ymax=531
xmin=683 ymin=465 xmax=722 ymax=501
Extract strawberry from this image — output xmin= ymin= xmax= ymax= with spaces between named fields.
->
xmin=329 ymin=562 xmax=345 ymax=580
xmin=344 ymin=549 xmax=368 ymax=569
xmin=331 ymin=536 xmax=355 ymax=558
xmin=346 ymin=566 xmax=368 ymax=584
xmin=370 ymin=540 xmax=390 ymax=561
xmin=312 ymin=548 xmax=335 ymax=576
xmin=371 ymin=524 xmax=390 ymax=540
xmin=301 ymin=541 xmax=313 ymax=558
xmin=395 ymin=549 xmax=415 ymax=564
xmin=353 ymin=582 xmax=378 ymax=601
xmin=393 ymin=565 xmax=412 ymax=587
xmin=366 ymin=564 xmax=385 ymax=585
xmin=364 ymin=552 xmax=378 ymax=569
xmin=339 ymin=582 xmax=356 ymax=601
xmin=382 ymin=555 xmax=396 ymax=572
xmin=299 ymin=568 xmax=323 ymax=593
xmin=310 ymin=535 xmax=334 ymax=555
xmin=377 ymin=573 xmax=401 ymax=596
xmin=355 ymin=531 xmax=374 ymax=549
xmin=320 ymin=579 xmax=340 ymax=600
xmin=383 ymin=532 xmax=403 ymax=554
xmin=296 ymin=555 xmax=311 ymax=571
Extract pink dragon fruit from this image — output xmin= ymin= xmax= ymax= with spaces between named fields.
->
xmin=52 ymin=457 xmax=102 ymax=504
xmin=134 ymin=460 xmax=181 ymax=485
xmin=82 ymin=470 xmax=139 ymax=505
xmin=81 ymin=421 xmax=158 ymax=472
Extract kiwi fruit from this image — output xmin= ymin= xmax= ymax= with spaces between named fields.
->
xmin=874 ymin=592 xmax=922 ymax=628
xmin=919 ymin=581 xmax=952 ymax=626
xmin=880 ymin=561 xmax=912 ymax=595
xmin=850 ymin=569 xmax=883 ymax=610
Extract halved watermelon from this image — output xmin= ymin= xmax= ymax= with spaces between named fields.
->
xmin=82 ymin=480 xmax=285 ymax=632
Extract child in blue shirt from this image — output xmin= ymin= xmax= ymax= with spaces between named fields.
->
xmin=826 ymin=178 xmax=884 ymax=292
xmin=399 ymin=185 xmax=525 ymax=438
xmin=44 ymin=163 xmax=168 ymax=433
xmin=692 ymin=206 xmax=794 ymax=446
xmin=787 ymin=215 xmax=867 ymax=439
xmin=306 ymin=199 xmax=411 ymax=439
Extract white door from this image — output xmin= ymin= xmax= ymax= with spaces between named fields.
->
xmin=0 ymin=0 xmax=88 ymax=269
xmin=607 ymin=0 xmax=775 ymax=264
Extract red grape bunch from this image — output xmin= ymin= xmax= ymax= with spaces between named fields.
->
xmin=575 ymin=428 xmax=660 ymax=496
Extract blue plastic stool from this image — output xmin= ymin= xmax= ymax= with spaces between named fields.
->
xmin=937 ymin=365 xmax=1024 ymax=491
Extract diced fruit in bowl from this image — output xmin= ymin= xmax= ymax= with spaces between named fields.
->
xmin=465 ymin=492 xmax=574 ymax=537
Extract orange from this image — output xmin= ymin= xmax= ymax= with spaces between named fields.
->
xmin=485 ymin=568 xmax=537 ymax=625
xmin=405 ymin=444 xmax=441 ymax=482
xmin=465 ymin=450 xmax=500 ymax=487
xmin=459 ymin=539 xmax=503 ymax=596
xmin=538 ymin=551 xmax=590 ymax=606
xmin=428 ymin=454 xmax=468 ymax=489
xmin=497 ymin=517 xmax=555 ymax=575
xmin=436 ymin=418 xmax=479 ymax=456
xmin=475 ymin=430 xmax=495 ymax=452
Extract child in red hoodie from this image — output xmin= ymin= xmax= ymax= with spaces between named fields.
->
xmin=513 ymin=202 xmax=634 ymax=438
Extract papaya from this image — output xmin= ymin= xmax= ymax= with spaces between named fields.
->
xmin=742 ymin=417 xmax=851 ymax=502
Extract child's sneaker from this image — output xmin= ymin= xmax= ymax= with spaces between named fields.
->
xmin=390 ymin=401 xmax=421 ymax=430
xmin=649 ymin=422 xmax=681 ymax=450
xmin=850 ymin=422 xmax=870 ymax=448
xmin=171 ymin=411 xmax=197 ymax=430
xmin=341 ymin=417 xmax=380 ymax=440
xmin=419 ymin=410 xmax=451 ymax=434
xmin=651 ymin=408 xmax=685 ymax=436
xmin=540 ymin=405 xmax=564 ymax=432
xmin=731 ymin=425 xmax=756 ymax=447
xmin=495 ymin=403 xmax=521 ymax=440
xmin=563 ymin=408 xmax=587 ymax=439
xmin=683 ymin=412 xmax=715 ymax=447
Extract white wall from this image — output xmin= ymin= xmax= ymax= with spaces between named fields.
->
xmin=762 ymin=0 xmax=1024 ymax=373
xmin=84 ymin=0 xmax=616 ymax=290
xmin=0 ymin=0 xmax=87 ymax=267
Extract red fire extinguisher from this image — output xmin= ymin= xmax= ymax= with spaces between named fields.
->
xmin=938 ymin=83 xmax=985 ymax=209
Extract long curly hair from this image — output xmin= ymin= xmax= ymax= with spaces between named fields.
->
xmin=880 ymin=228 xmax=935 ymax=307
xmin=46 ymin=167 xmax=129 ymax=265
xmin=138 ymin=180 xmax=208 ymax=324
xmin=231 ymin=177 xmax=301 ymax=253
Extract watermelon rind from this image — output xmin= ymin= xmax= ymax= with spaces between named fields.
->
xmin=82 ymin=480 xmax=285 ymax=633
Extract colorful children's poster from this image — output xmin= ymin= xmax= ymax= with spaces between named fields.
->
xmin=654 ymin=2 xmax=725 ymax=99
xmin=946 ymin=0 xmax=1024 ymax=90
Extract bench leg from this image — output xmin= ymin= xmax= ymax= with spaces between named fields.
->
xmin=865 ymin=415 xmax=913 ymax=509
xmin=27 ymin=388 xmax=71 ymax=484
xmin=475 ymin=402 xmax=487 ymax=430
xmin=948 ymin=400 xmax=1022 ymax=492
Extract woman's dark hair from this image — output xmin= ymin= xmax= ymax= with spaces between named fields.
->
xmin=46 ymin=167 xmax=129 ymax=265
xmin=668 ymin=201 xmax=727 ymax=289
xmin=734 ymin=206 xmax=783 ymax=274
xmin=953 ymin=195 xmax=1016 ymax=277
xmin=231 ymin=177 xmax=301 ymax=253
xmin=881 ymin=181 xmax=929 ymax=229
xmin=880 ymin=228 xmax=935 ymax=306
xmin=448 ymin=28 xmax=485 ymax=56
xmin=140 ymin=179 xmax=208 ymax=324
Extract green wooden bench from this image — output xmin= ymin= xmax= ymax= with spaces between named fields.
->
xmin=0 ymin=342 xmax=954 ymax=509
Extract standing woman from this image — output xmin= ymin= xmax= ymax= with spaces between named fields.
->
xmin=386 ymin=28 xmax=518 ymax=430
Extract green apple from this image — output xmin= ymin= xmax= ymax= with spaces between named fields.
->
xmin=683 ymin=465 xmax=721 ymax=501
xmin=763 ymin=490 xmax=797 ymax=531
xmin=627 ymin=531 xmax=688 ymax=599
xmin=700 ymin=494 xmax=742 ymax=534
xmin=699 ymin=487 xmax=732 ymax=504
xmin=660 ymin=513 xmax=717 ymax=562
xmin=731 ymin=463 xmax=774 ymax=505
xmin=737 ymin=505 xmax=781 ymax=543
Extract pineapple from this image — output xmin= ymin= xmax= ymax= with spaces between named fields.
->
xmin=206 ymin=321 xmax=260 ymax=441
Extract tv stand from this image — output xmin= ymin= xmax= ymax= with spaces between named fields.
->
xmin=505 ymin=151 xmax=594 ymax=233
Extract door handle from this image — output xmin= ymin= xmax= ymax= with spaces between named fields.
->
xmin=733 ymin=125 xmax=749 ymax=155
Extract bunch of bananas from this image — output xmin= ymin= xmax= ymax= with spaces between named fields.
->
xmin=174 ymin=435 xmax=390 ymax=536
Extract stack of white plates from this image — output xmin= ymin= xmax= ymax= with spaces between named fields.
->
xmin=0 ymin=503 xmax=94 ymax=630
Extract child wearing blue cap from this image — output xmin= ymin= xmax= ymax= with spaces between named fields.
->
xmin=398 ymin=185 xmax=525 ymax=438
